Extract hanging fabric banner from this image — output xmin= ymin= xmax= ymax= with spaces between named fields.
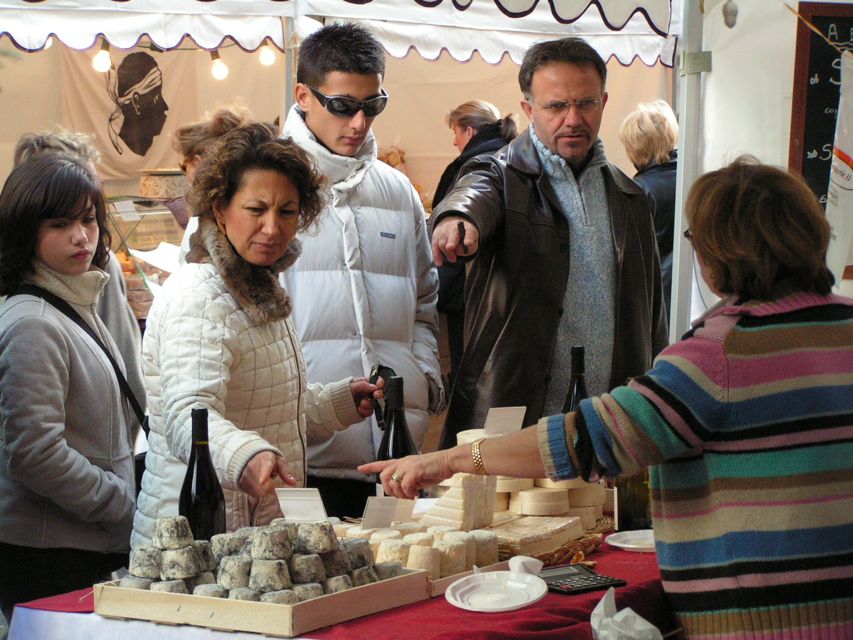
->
xmin=59 ymin=46 xmax=198 ymax=182
xmin=826 ymin=50 xmax=853 ymax=288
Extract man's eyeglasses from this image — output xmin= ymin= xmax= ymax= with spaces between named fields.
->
xmin=683 ymin=229 xmax=694 ymax=242
xmin=307 ymin=86 xmax=389 ymax=118
xmin=533 ymin=97 xmax=603 ymax=116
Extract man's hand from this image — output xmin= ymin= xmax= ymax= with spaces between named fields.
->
xmin=432 ymin=217 xmax=479 ymax=266
xmin=239 ymin=451 xmax=297 ymax=497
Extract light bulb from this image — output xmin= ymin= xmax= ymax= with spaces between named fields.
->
xmin=722 ymin=0 xmax=738 ymax=28
xmin=92 ymin=41 xmax=112 ymax=73
xmin=210 ymin=51 xmax=229 ymax=80
xmin=259 ymin=44 xmax=276 ymax=66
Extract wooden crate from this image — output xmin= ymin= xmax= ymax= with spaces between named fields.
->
xmin=428 ymin=560 xmax=509 ymax=597
xmin=94 ymin=569 xmax=428 ymax=638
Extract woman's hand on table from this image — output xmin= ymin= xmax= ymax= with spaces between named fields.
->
xmin=239 ymin=451 xmax=298 ymax=497
xmin=350 ymin=376 xmax=383 ymax=418
xmin=359 ymin=450 xmax=453 ymax=499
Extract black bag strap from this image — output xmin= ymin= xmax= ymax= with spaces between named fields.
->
xmin=14 ymin=283 xmax=148 ymax=435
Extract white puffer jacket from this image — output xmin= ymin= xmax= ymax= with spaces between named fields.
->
xmin=132 ymin=218 xmax=362 ymax=547
xmin=279 ymin=106 xmax=445 ymax=481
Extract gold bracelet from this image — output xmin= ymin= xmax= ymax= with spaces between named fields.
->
xmin=471 ymin=437 xmax=488 ymax=475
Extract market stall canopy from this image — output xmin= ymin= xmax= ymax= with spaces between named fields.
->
xmin=0 ymin=0 xmax=677 ymax=66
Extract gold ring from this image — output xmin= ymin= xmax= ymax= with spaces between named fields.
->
xmin=390 ymin=473 xmax=401 ymax=483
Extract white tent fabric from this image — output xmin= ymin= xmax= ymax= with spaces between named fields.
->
xmin=0 ymin=0 xmax=677 ymax=65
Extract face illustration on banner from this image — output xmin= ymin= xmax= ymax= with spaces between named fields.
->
xmin=107 ymin=52 xmax=169 ymax=156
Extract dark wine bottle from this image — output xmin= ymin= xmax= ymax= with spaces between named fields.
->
xmin=179 ymin=407 xmax=226 ymax=540
xmin=561 ymin=345 xmax=588 ymax=413
xmin=376 ymin=376 xmax=419 ymax=462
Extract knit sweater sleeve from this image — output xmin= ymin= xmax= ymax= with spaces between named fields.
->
xmin=537 ymin=325 xmax=729 ymax=479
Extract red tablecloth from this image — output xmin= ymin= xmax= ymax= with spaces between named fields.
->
xmin=18 ymin=541 xmax=677 ymax=640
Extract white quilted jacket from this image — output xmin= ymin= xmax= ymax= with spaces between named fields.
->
xmin=279 ymin=106 xmax=444 ymax=481
xmin=132 ymin=219 xmax=361 ymax=547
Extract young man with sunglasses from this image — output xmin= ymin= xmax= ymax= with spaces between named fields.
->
xmin=431 ymin=36 xmax=669 ymax=448
xmin=278 ymin=23 xmax=444 ymax=518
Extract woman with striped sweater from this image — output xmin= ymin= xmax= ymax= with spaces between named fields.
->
xmin=362 ymin=157 xmax=853 ymax=639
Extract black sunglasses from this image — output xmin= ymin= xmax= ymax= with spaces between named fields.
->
xmin=307 ymin=85 xmax=389 ymax=118
xmin=683 ymin=229 xmax=694 ymax=242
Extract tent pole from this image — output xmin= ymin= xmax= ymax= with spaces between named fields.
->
xmin=670 ymin=0 xmax=706 ymax=340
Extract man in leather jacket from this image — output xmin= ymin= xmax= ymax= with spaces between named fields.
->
xmin=431 ymin=37 xmax=668 ymax=449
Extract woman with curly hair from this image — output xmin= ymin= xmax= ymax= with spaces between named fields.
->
xmin=132 ymin=123 xmax=379 ymax=546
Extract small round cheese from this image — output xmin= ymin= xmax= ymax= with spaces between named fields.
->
xmin=160 ymin=545 xmax=201 ymax=580
xmin=340 ymin=538 xmax=374 ymax=569
xmin=373 ymin=562 xmax=403 ymax=581
xmin=150 ymin=579 xmax=188 ymax=594
xmin=442 ymin=531 xmax=476 ymax=571
xmin=261 ymin=589 xmax=298 ymax=604
xmin=293 ymin=582 xmax=324 ymax=602
xmin=217 ymin=555 xmax=252 ymax=589
xmin=193 ymin=583 xmax=228 ymax=598
xmin=228 ymin=587 xmax=261 ymax=601
xmin=426 ymin=525 xmax=458 ymax=541
xmin=322 ymin=574 xmax=353 ymax=594
xmin=433 ymin=539 xmax=466 ymax=578
xmin=210 ymin=533 xmax=249 ymax=563
xmin=252 ymin=528 xmax=292 ymax=560
xmin=375 ymin=539 xmax=411 ymax=566
xmin=406 ymin=545 xmax=441 ymax=580
xmin=119 ymin=575 xmax=154 ymax=590
xmin=129 ymin=545 xmax=162 ymax=579
xmin=320 ymin=549 xmax=352 ymax=577
xmin=470 ymin=530 xmax=500 ymax=566
xmin=192 ymin=541 xmax=217 ymax=572
xmin=186 ymin=571 xmax=215 ymax=593
xmin=153 ymin=516 xmax=193 ymax=550
xmin=249 ymin=559 xmax=292 ymax=593
xmin=296 ymin=521 xmax=339 ymax=554
xmin=350 ymin=565 xmax=380 ymax=586
xmin=402 ymin=532 xmax=434 ymax=547
xmin=289 ymin=553 xmax=327 ymax=584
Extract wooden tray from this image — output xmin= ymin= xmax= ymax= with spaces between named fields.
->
xmin=428 ymin=560 xmax=509 ymax=597
xmin=94 ymin=569 xmax=428 ymax=638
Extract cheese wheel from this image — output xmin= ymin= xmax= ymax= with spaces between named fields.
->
xmin=289 ymin=553 xmax=327 ymax=584
xmin=252 ymin=528 xmax=292 ymax=560
xmin=129 ymin=545 xmax=162 ymax=579
xmin=160 ymin=545 xmax=200 ymax=580
xmin=433 ymin=539 xmax=465 ymax=578
xmin=322 ymin=574 xmax=353 ymax=594
xmin=261 ymin=589 xmax=298 ymax=604
xmin=390 ymin=522 xmax=425 ymax=536
xmin=210 ymin=532 xmax=249 ymax=563
xmin=150 ymin=579 xmax=188 ymax=594
xmin=293 ymin=582 xmax=324 ymax=602
xmin=442 ymin=531 xmax=476 ymax=571
xmin=567 ymin=482 xmax=607 ymax=507
xmin=321 ymin=549 xmax=352 ymax=577
xmin=369 ymin=528 xmax=402 ymax=556
xmin=403 ymin=532 xmax=434 ymax=547
xmin=426 ymin=525 xmax=458 ymax=541
xmin=509 ymin=488 xmax=570 ymax=516
xmin=350 ymin=565 xmax=380 ymax=586
xmin=493 ymin=492 xmax=510 ymax=512
xmin=193 ymin=583 xmax=228 ymax=598
xmin=250 ymin=559 xmax=292 ymax=593
xmin=375 ymin=539 xmax=411 ymax=565
xmin=341 ymin=538 xmax=374 ymax=569
xmin=228 ymin=587 xmax=261 ymax=601
xmin=217 ymin=555 xmax=252 ymax=589
xmin=470 ymin=530 xmax=500 ymax=567
xmin=406 ymin=545 xmax=441 ymax=580
xmin=297 ymin=521 xmax=339 ymax=554
xmin=153 ymin=516 xmax=193 ymax=550
xmin=374 ymin=562 xmax=403 ymax=580
xmin=119 ymin=575 xmax=154 ymax=590
xmin=534 ymin=478 xmax=590 ymax=489
xmin=495 ymin=477 xmax=535 ymax=493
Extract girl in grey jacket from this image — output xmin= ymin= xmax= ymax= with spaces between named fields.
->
xmin=0 ymin=155 xmax=136 ymax=619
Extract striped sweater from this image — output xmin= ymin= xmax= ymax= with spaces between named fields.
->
xmin=538 ymin=292 xmax=853 ymax=639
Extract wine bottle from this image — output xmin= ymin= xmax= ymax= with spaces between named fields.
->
xmin=561 ymin=345 xmax=588 ymax=413
xmin=179 ymin=407 xmax=226 ymax=540
xmin=376 ymin=376 xmax=419 ymax=462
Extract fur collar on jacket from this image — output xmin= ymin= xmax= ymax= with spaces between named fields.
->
xmin=186 ymin=215 xmax=301 ymax=323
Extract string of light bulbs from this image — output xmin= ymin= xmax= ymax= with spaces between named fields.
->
xmin=89 ymin=38 xmax=279 ymax=78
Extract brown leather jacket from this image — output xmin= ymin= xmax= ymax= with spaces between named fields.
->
xmin=433 ymin=130 xmax=668 ymax=446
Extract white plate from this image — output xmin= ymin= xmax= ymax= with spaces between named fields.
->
xmin=607 ymin=529 xmax=656 ymax=553
xmin=445 ymin=571 xmax=547 ymax=613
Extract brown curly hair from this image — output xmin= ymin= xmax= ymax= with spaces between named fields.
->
xmin=686 ymin=156 xmax=834 ymax=300
xmin=189 ymin=122 xmax=325 ymax=233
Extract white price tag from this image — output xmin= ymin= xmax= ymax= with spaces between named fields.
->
xmin=483 ymin=406 xmax=526 ymax=435
xmin=275 ymin=487 xmax=328 ymax=522
xmin=112 ymin=199 xmax=140 ymax=222
xmin=360 ymin=496 xmax=398 ymax=529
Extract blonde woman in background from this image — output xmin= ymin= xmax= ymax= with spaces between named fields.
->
xmin=432 ymin=101 xmax=518 ymax=419
xmin=619 ymin=100 xmax=678 ymax=313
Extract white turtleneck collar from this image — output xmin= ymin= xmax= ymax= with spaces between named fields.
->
xmin=282 ymin=104 xmax=377 ymax=193
xmin=27 ymin=258 xmax=108 ymax=309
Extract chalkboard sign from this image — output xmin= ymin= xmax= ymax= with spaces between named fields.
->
xmin=788 ymin=2 xmax=853 ymax=206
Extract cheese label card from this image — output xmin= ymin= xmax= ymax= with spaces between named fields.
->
xmin=393 ymin=498 xmax=416 ymax=523
xmin=112 ymin=199 xmax=141 ymax=222
xmin=361 ymin=496 xmax=398 ymax=529
xmin=483 ymin=406 xmax=526 ymax=435
xmin=275 ymin=488 xmax=328 ymax=522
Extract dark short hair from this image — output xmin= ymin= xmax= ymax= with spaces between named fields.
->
xmin=0 ymin=154 xmax=110 ymax=295
xmin=519 ymin=37 xmax=607 ymax=97
xmin=172 ymin=105 xmax=254 ymax=163
xmin=686 ymin=156 xmax=834 ymax=299
xmin=190 ymin=122 xmax=325 ymax=233
xmin=296 ymin=23 xmax=385 ymax=87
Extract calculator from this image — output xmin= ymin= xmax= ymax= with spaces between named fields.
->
xmin=539 ymin=563 xmax=626 ymax=595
